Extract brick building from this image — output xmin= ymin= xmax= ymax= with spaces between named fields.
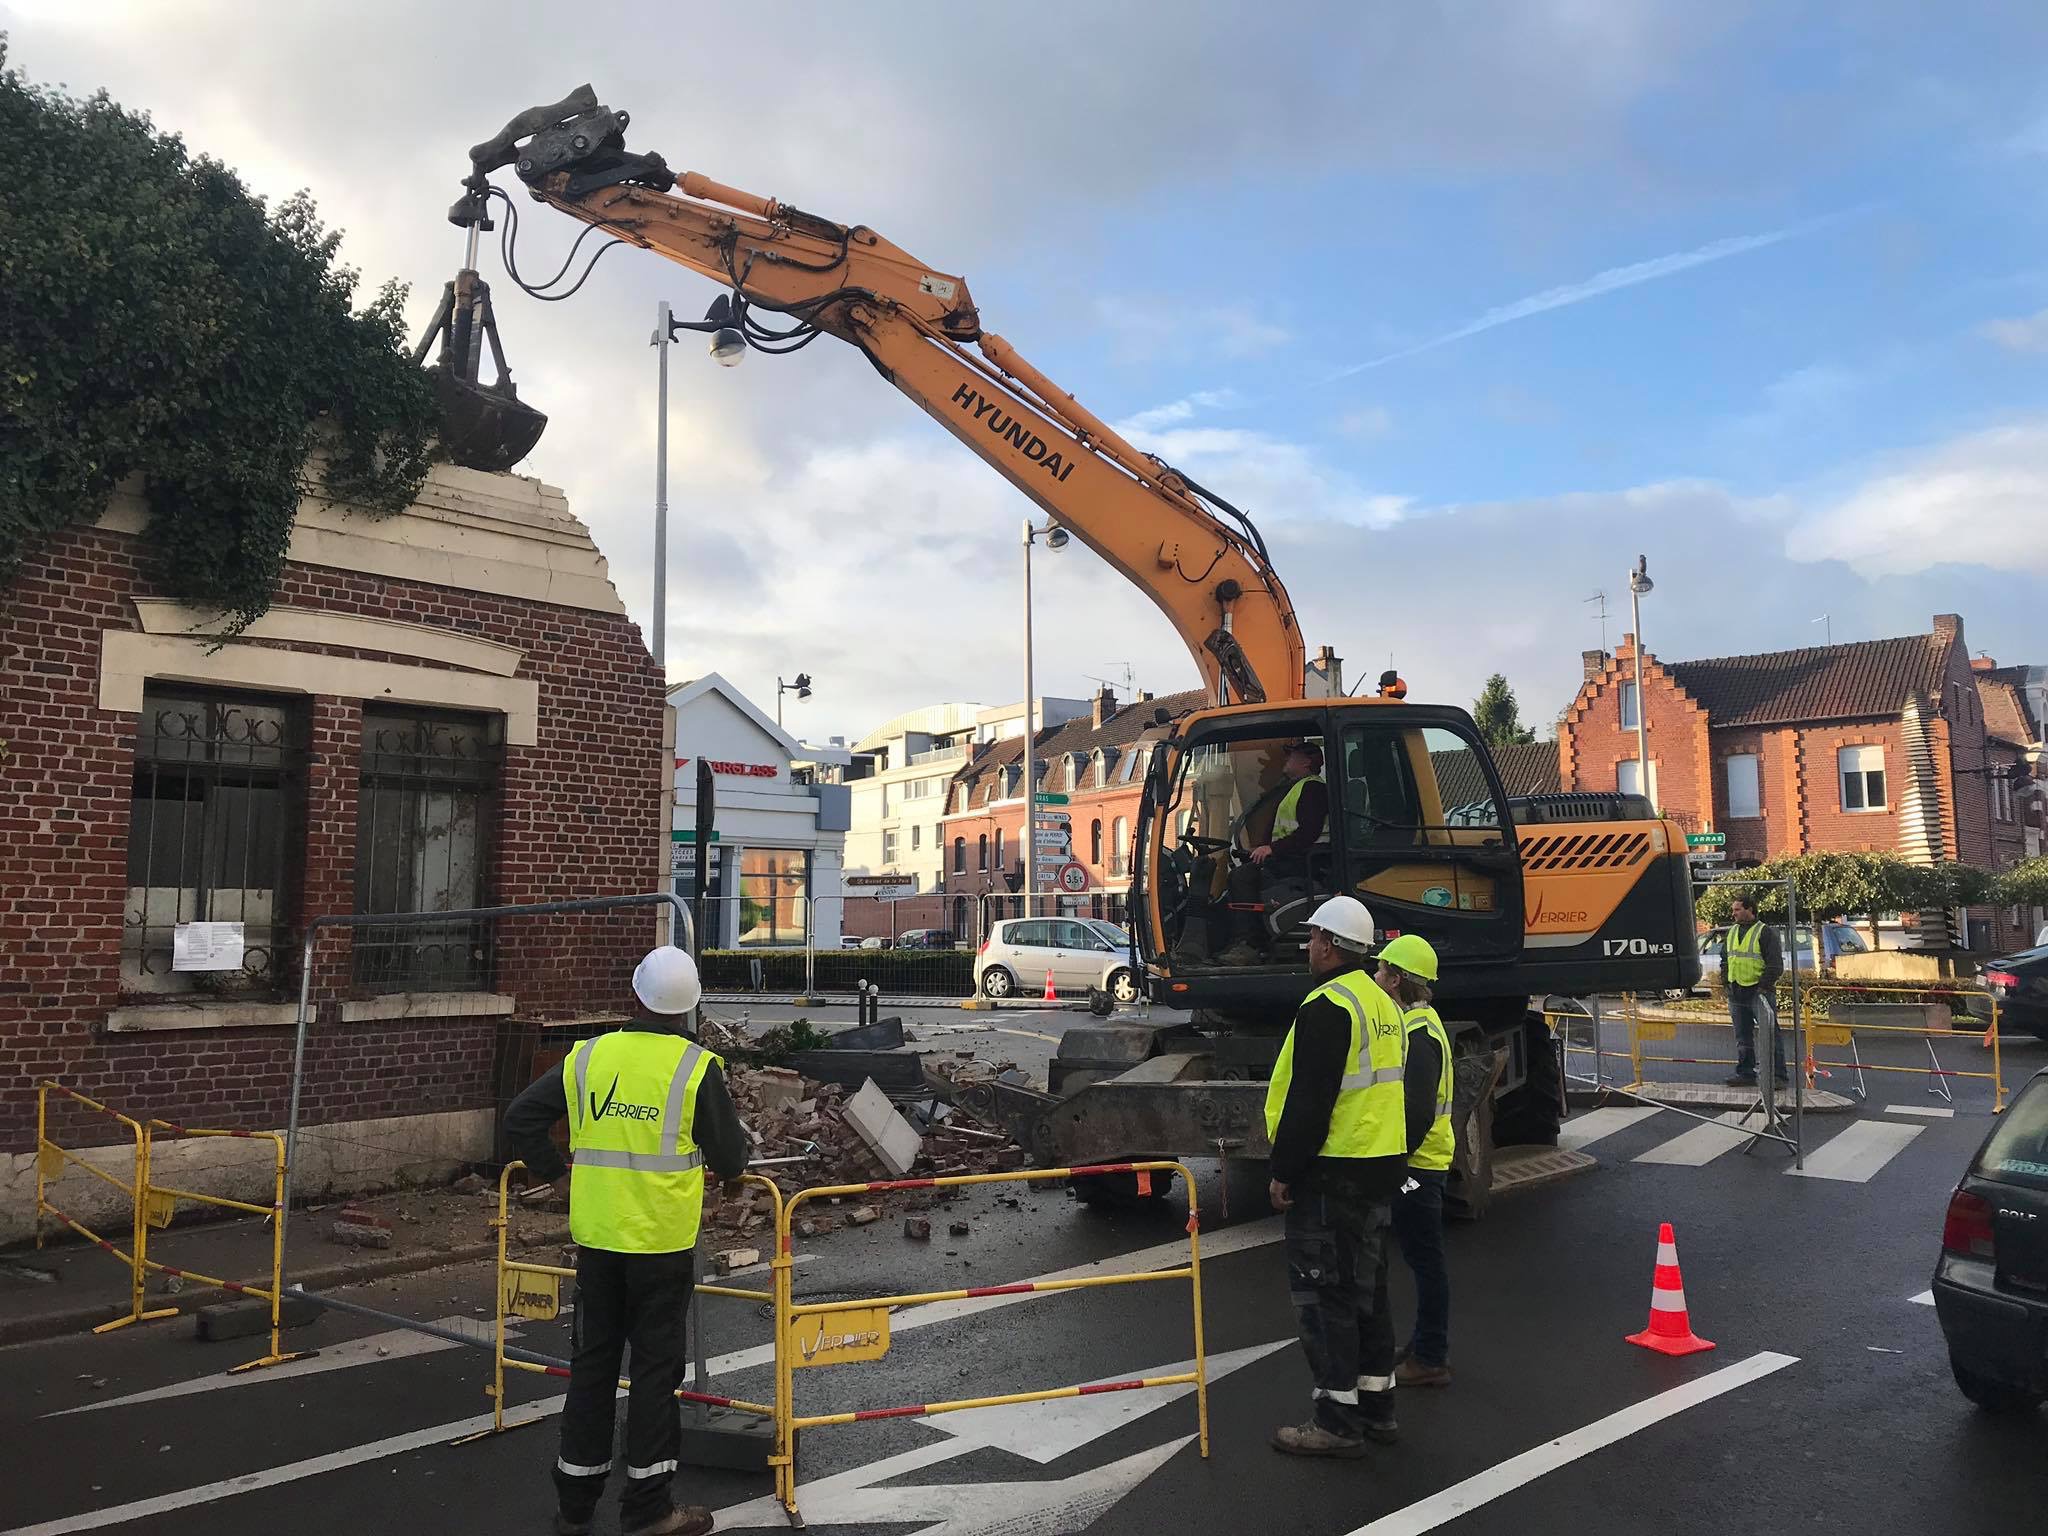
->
xmin=938 ymin=687 xmax=1203 ymax=935
xmin=1558 ymin=614 xmax=2037 ymax=951
xmin=0 ymin=465 xmax=667 ymax=1241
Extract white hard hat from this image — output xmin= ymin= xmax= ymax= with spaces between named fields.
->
xmin=632 ymin=945 xmax=702 ymax=1016
xmin=1306 ymin=895 xmax=1377 ymax=952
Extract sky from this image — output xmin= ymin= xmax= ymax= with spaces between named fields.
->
xmin=10 ymin=1 xmax=2048 ymax=742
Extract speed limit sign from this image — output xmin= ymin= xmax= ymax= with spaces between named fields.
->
xmin=1056 ymin=861 xmax=1089 ymax=894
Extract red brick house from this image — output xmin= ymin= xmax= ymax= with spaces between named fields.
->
xmin=1558 ymin=614 xmax=2034 ymax=950
xmin=0 ymin=465 xmax=667 ymax=1241
xmin=939 ymin=687 xmax=1203 ymax=933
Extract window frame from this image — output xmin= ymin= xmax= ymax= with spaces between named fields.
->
xmin=1618 ymin=682 xmax=1640 ymax=730
xmin=1838 ymin=745 xmax=1887 ymax=813
xmin=1724 ymin=752 xmax=1762 ymax=820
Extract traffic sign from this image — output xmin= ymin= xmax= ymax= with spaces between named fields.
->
xmin=1033 ymin=830 xmax=1068 ymax=847
xmin=1056 ymin=862 xmax=1089 ymax=893
xmin=1686 ymin=832 xmax=1726 ymax=848
xmin=1034 ymin=812 xmax=1071 ymax=826
xmin=1688 ymin=849 xmax=1727 ymax=865
xmin=1033 ymin=792 xmax=1069 ymax=806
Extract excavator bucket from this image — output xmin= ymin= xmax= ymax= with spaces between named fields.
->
xmin=411 ymin=269 xmax=548 ymax=472
xmin=427 ymin=365 xmax=547 ymax=473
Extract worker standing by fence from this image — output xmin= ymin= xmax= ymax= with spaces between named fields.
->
xmin=1264 ymin=896 xmax=1409 ymax=1459
xmin=1724 ymin=893 xmax=1787 ymax=1089
xmin=503 ymin=947 xmax=750 ymax=1536
xmin=1377 ymin=934 xmax=1454 ymax=1388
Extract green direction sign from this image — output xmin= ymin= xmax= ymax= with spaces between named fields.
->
xmin=1033 ymin=792 xmax=1069 ymax=806
xmin=670 ymin=830 xmax=723 ymax=843
xmin=1686 ymin=832 xmax=1726 ymax=848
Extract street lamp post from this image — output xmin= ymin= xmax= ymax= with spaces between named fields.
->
xmin=651 ymin=301 xmax=672 ymax=670
xmin=1629 ymin=555 xmax=1654 ymax=810
xmin=1020 ymin=519 xmax=1069 ymax=914
xmin=776 ymin=673 xmax=812 ymax=728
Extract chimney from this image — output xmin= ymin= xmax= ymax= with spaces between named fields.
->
xmin=1582 ymin=649 xmax=1609 ymax=683
xmin=1137 ymin=689 xmax=1153 ymax=704
xmin=1304 ymin=644 xmax=1345 ymax=698
xmin=1091 ymin=685 xmax=1117 ymax=730
xmin=1933 ymin=613 xmax=1963 ymax=651
xmin=1971 ymin=654 xmax=1997 ymax=674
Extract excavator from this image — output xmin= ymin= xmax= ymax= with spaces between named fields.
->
xmin=455 ymin=88 xmax=1700 ymax=1200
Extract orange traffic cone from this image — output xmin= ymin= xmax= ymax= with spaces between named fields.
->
xmin=1042 ymin=969 xmax=1058 ymax=1002
xmin=1625 ymin=1222 xmax=1715 ymax=1357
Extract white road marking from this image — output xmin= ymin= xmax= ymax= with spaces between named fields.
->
xmin=2 ymin=1219 xmax=1286 ymax=1535
xmin=1558 ymin=1106 xmax=1663 ymax=1151
xmin=1909 ymin=1289 xmax=1935 ymax=1306
xmin=46 ymin=1317 xmax=519 ymax=1417
xmin=1633 ymin=1110 xmax=1766 ymax=1166
xmin=1882 ymin=1104 xmax=1954 ymax=1119
xmin=1787 ymin=1119 xmax=1923 ymax=1183
xmin=1347 ymin=1351 xmax=1800 ymax=1536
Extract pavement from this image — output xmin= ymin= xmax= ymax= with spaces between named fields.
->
xmin=4 ymin=1045 xmax=2040 ymax=1536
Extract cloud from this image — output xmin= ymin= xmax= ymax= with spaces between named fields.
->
xmin=1116 ymin=424 xmax=1412 ymax=531
xmin=1981 ymin=307 xmax=2048 ymax=353
xmin=1113 ymin=389 xmax=1244 ymax=433
xmin=1329 ymin=225 xmax=1805 ymax=378
xmin=1336 ymin=405 xmax=1394 ymax=440
xmin=1785 ymin=417 xmax=2048 ymax=577
xmin=1095 ymin=298 xmax=1292 ymax=364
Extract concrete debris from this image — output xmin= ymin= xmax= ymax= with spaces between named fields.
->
xmin=717 ymin=1248 xmax=762 ymax=1274
xmin=848 ymin=1206 xmax=882 ymax=1227
xmin=948 ymin=1221 xmax=971 ymax=1238
xmin=903 ymin=1217 xmax=932 ymax=1242
xmin=751 ymin=1067 xmax=804 ymax=1110
xmin=845 ymin=1079 xmax=922 ymax=1177
xmin=329 ymin=1205 xmax=393 ymax=1249
xmin=450 ymin=1173 xmax=487 ymax=1196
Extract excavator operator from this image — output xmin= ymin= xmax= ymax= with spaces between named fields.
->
xmin=1174 ymin=740 xmax=1329 ymax=968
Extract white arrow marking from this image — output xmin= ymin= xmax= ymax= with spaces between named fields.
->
xmin=45 ymin=1317 xmax=523 ymax=1417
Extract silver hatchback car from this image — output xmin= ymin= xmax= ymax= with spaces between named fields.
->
xmin=976 ymin=917 xmax=1141 ymax=1004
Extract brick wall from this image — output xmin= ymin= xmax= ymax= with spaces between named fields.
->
xmin=0 ymin=521 xmax=665 ymax=1155
xmin=1557 ymin=638 xmax=1713 ymax=832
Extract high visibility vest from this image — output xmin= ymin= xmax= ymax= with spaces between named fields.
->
xmin=1273 ymin=774 xmax=1325 ymax=841
xmin=1404 ymin=1004 xmax=1456 ymax=1172
xmin=1263 ymin=967 xmax=1406 ymax=1160
xmin=1726 ymin=923 xmax=1766 ymax=988
xmin=562 ymin=1031 xmax=717 ymax=1254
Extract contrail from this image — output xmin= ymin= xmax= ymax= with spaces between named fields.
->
xmin=1329 ymin=225 xmax=1801 ymax=379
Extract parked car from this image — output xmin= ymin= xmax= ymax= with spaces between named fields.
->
xmin=976 ymin=917 xmax=1141 ymax=1004
xmin=1693 ymin=922 xmax=1868 ymax=991
xmin=857 ymin=935 xmax=890 ymax=950
xmin=1933 ymin=1065 xmax=2048 ymax=1414
xmin=1966 ymin=944 xmax=2048 ymax=1040
xmin=1083 ymin=919 xmax=1132 ymax=952
xmin=895 ymin=928 xmax=962 ymax=950
xmin=838 ymin=935 xmax=865 ymax=949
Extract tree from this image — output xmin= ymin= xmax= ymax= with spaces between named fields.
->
xmin=1694 ymin=851 xmax=1930 ymax=941
xmin=0 ymin=40 xmax=437 ymax=628
xmin=1993 ymin=858 xmax=2048 ymax=916
xmin=1472 ymin=673 xmax=1536 ymax=748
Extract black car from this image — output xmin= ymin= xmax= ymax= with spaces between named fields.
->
xmin=1966 ymin=945 xmax=2048 ymax=1040
xmin=1934 ymin=1065 xmax=2048 ymax=1413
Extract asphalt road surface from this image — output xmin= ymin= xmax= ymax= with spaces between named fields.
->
xmin=4 ymin=1059 xmax=2041 ymax=1536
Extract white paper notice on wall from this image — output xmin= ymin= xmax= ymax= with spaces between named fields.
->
xmin=172 ymin=921 xmax=245 ymax=972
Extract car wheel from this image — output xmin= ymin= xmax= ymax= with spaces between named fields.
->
xmin=1952 ymin=1359 xmax=2044 ymax=1414
xmin=980 ymin=966 xmax=1015 ymax=999
xmin=1108 ymin=968 xmax=1140 ymax=1005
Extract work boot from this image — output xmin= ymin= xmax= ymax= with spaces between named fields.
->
xmin=1356 ymin=1395 xmax=1399 ymax=1444
xmin=622 ymin=1508 xmax=714 ymax=1536
xmin=1725 ymin=1073 xmax=1757 ymax=1088
xmin=1271 ymin=1420 xmax=1367 ymax=1459
xmin=1396 ymin=1357 xmax=1452 ymax=1388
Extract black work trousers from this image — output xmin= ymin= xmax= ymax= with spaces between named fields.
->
xmin=554 ymin=1244 xmax=695 ymax=1528
xmin=1284 ymin=1173 xmax=1396 ymax=1436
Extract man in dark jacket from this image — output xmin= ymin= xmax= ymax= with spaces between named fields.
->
xmin=503 ymin=946 xmax=751 ymax=1536
xmin=1723 ymin=894 xmax=1787 ymax=1087
xmin=1218 ymin=740 xmax=1329 ymax=965
xmin=1264 ymin=897 xmax=1440 ymax=1458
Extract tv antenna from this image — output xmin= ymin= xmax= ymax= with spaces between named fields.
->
xmin=1584 ymin=590 xmax=1610 ymax=654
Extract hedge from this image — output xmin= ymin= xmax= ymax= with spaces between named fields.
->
xmin=698 ymin=948 xmax=976 ymax=996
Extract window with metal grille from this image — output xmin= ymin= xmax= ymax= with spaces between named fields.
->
xmin=125 ymin=688 xmax=308 ymax=997
xmin=354 ymin=708 xmax=503 ymax=992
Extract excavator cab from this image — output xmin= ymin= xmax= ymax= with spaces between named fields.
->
xmin=1138 ymin=700 xmax=1526 ymax=1024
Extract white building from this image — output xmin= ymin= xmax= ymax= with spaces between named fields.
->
xmin=836 ymin=697 xmax=1088 ymax=895
xmin=668 ymin=674 xmax=850 ymax=949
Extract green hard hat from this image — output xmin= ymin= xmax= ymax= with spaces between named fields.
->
xmin=1377 ymin=933 xmax=1439 ymax=982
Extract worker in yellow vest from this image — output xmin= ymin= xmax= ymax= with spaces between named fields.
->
xmin=1724 ymin=892 xmax=1787 ymax=1087
xmin=503 ymin=946 xmax=750 ymax=1536
xmin=1216 ymin=740 xmax=1329 ymax=966
xmin=1376 ymin=934 xmax=1455 ymax=1389
xmin=1264 ymin=895 xmax=1409 ymax=1458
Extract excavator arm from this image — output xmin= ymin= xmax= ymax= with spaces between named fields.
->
xmin=462 ymin=87 xmax=1305 ymax=705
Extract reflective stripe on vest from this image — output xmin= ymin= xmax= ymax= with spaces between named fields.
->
xmin=1263 ymin=968 xmax=1407 ymax=1160
xmin=563 ymin=1032 xmax=717 ymax=1254
xmin=1403 ymin=1004 xmax=1456 ymax=1172
xmin=1726 ymin=922 xmax=1766 ymax=988
xmin=1273 ymin=774 xmax=1325 ymax=841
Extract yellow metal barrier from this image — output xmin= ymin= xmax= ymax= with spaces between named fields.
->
xmin=1797 ymin=983 xmax=2007 ymax=1112
xmin=770 ymin=1161 xmax=1210 ymax=1522
xmin=473 ymin=1162 xmax=787 ymax=1439
xmin=141 ymin=1118 xmax=310 ymax=1371
xmin=33 ymin=1081 xmax=176 ymax=1334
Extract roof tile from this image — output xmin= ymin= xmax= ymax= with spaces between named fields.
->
xmin=1662 ymin=634 xmax=1950 ymax=726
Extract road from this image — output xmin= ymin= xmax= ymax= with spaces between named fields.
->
xmin=3 ymin=1015 xmax=2041 ymax=1536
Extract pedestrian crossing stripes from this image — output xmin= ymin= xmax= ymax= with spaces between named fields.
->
xmin=1559 ymin=1102 xmax=1941 ymax=1183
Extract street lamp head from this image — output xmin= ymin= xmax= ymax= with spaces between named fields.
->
xmin=703 ymin=294 xmax=745 ymax=367
xmin=1629 ymin=555 xmax=1653 ymax=596
xmin=794 ymin=672 xmax=812 ymax=700
xmin=1045 ymin=526 xmax=1071 ymax=552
